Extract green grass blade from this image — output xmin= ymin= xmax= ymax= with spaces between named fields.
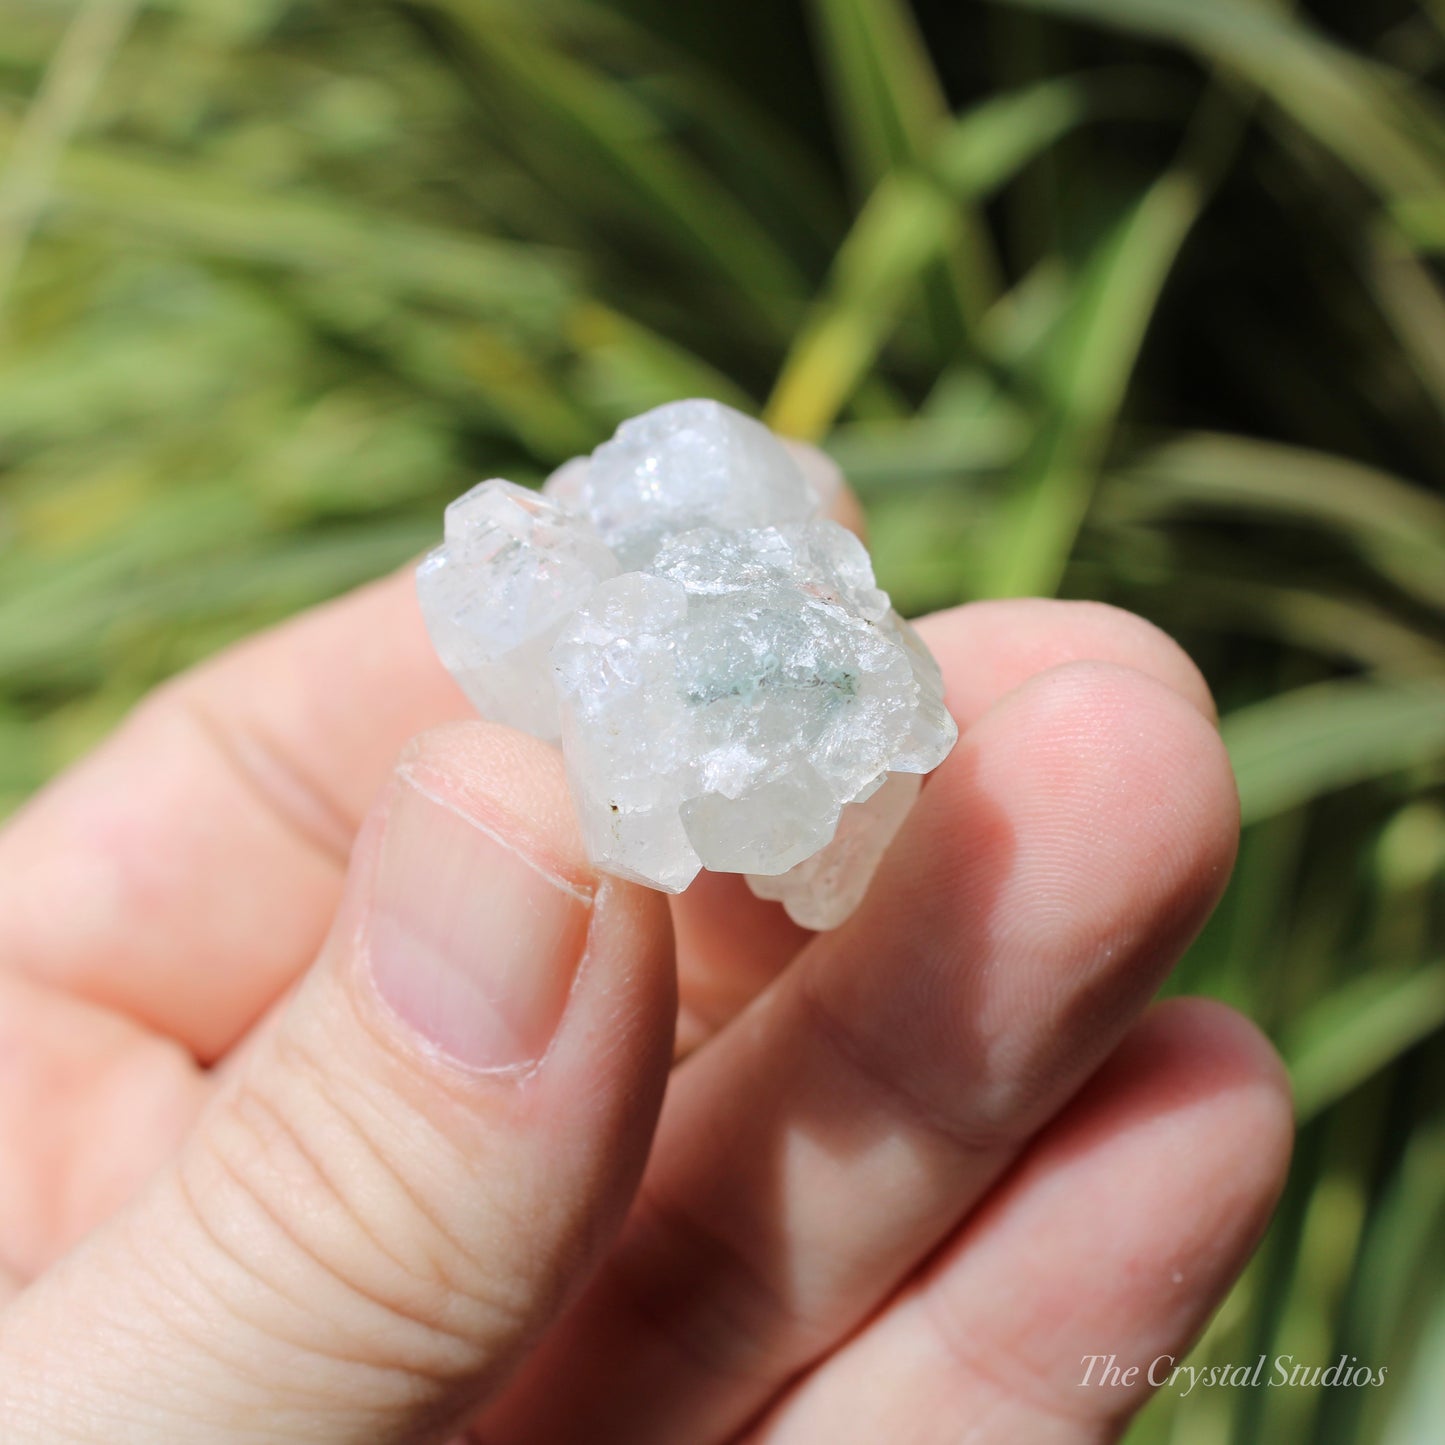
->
xmin=527 ymin=0 xmax=846 ymax=260
xmin=427 ymin=3 xmax=807 ymax=323
xmin=8 ymin=132 xmax=578 ymax=322
xmin=931 ymin=73 xmax=1097 ymax=194
xmin=0 ymin=0 xmax=140 ymax=316
xmin=767 ymin=77 xmax=1094 ymax=437
xmin=1393 ymin=194 xmax=1445 ymax=252
xmin=1366 ymin=221 xmax=1445 ymax=427
xmin=994 ymin=0 xmax=1445 ymax=204
xmin=767 ymin=175 xmax=957 ymax=439
xmin=1286 ymin=963 xmax=1445 ymax=1122
xmin=563 ymin=303 xmax=756 ymax=419
xmin=1071 ymin=563 xmax=1445 ymax=675
xmin=806 ymin=0 xmax=1001 ymax=338
xmin=1350 ymin=1116 xmax=1445 ymax=1445
xmin=980 ymin=165 xmax=1204 ymax=596
xmin=1224 ymin=678 xmax=1445 ymax=825
xmin=1381 ymin=1291 xmax=1445 ymax=1444
xmin=806 ymin=0 xmax=952 ymax=189
xmin=1107 ymin=431 xmax=1445 ymax=609
xmin=826 ymin=396 xmax=1030 ymax=490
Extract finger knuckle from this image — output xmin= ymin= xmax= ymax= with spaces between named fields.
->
xmin=177 ymin=1034 xmax=525 ymax=1383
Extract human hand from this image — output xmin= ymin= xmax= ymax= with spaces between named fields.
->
xmin=0 ymin=473 xmax=1291 ymax=1443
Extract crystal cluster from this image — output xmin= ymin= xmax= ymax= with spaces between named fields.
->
xmin=417 ymin=399 xmax=956 ymax=928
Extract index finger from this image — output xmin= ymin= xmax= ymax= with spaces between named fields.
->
xmin=0 ymin=568 xmax=470 ymax=1058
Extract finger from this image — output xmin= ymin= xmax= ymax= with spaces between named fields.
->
xmin=919 ymin=597 xmax=1217 ymax=729
xmin=0 ymin=599 xmax=1214 ymax=1278
xmin=668 ymin=596 xmax=1215 ymax=1053
xmin=479 ymin=657 xmax=1239 ymax=1444
xmin=670 ymin=872 xmax=811 ymax=1057
xmin=0 ymin=972 xmax=206 ymax=1281
xmin=745 ymin=998 xmax=1293 ymax=1444
xmin=0 ymin=589 xmax=1217 ymax=1272
xmin=0 ymin=568 xmax=471 ymax=1059
xmin=0 ymin=721 xmax=676 ymax=1445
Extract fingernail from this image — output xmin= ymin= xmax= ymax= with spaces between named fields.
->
xmin=368 ymin=774 xmax=593 ymax=1069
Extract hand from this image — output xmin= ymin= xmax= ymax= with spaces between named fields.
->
xmin=0 ymin=488 xmax=1291 ymax=1443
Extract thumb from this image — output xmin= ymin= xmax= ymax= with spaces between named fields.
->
xmin=0 ymin=722 xmax=676 ymax=1444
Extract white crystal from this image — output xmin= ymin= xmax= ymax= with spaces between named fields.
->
xmin=884 ymin=612 xmax=955 ymax=773
xmin=552 ymin=572 xmax=704 ymax=894
xmin=417 ymin=479 xmax=618 ymax=742
xmin=746 ymin=770 xmax=922 ymax=929
xmin=541 ymin=454 xmax=590 ymax=507
xmin=417 ymin=400 xmax=957 ymax=927
xmin=581 ymin=399 xmax=815 ymax=567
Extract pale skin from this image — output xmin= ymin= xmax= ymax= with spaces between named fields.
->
xmin=0 ymin=457 xmax=1292 ymax=1444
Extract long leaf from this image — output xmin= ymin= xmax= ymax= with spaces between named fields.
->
xmin=0 ymin=0 xmax=141 ymax=313
xmin=1286 ymin=963 xmax=1445 ymax=1121
xmin=1366 ymin=221 xmax=1445 ymax=427
xmin=1072 ymin=563 xmax=1445 ymax=674
xmin=1224 ymin=678 xmax=1445 ymax=825
xmin=1107 ymin=431 xmax=1445 ymax=610
xmin=806 ymin=0 xmax=1000 ymax=340
xmin=980 ymin=165 xmax=1204 ymax=596
xmin=767 ymin=77 xmax=1095 ymax=437
xmin=994 ymin=0 xmax=1445 ymax=204
xmin=427 ymin=3 xmax=807 ymax=324
xmin=11 ymin=132 xmax=578 ymax=321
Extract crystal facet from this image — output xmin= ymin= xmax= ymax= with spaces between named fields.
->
xmin=746 ymin=770 xmax=922 ymax=929
xmin=582 ymin=399 xmax=816 ymax=567
xmin=416 ymin=479 xmax=617 ymax=742
xmin=418 ymin=400 xmax=957 ymax=927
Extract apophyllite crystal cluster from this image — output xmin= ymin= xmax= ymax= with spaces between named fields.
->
xmin=417 ymin=399 xmax=956 ymax=928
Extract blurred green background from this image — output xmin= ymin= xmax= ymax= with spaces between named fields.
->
xmin=2 ymin=0 xmax=1444 ymax=1438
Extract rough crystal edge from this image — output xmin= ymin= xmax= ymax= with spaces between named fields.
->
xmin=746 ymin=770 xmax=922 ymax=928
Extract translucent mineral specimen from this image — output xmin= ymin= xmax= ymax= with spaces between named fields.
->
xmin=415 ymin=479 xmax=617 ymax=742
xmin=580 ymin=398 xmax=817 ymax=567
xmin=746 ymin=771 xmax=921 ymax=929
xmin=418 ymin=399 xmax=956 ymax=928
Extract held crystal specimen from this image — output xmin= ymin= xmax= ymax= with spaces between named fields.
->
xmin=417 ymin=400 xmax=956 ymax=928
